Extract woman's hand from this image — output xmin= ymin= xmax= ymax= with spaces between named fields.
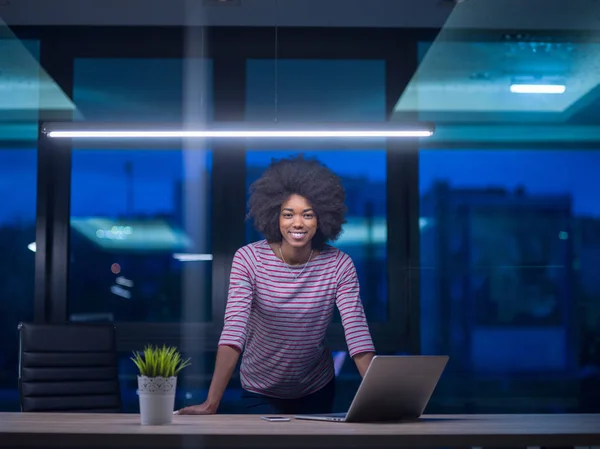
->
xmin=174 ymin=401 xmax=218 ymax=415
xmin=174 ymin=346 xmax=241 ymax=416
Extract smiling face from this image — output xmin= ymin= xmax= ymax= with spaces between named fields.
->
xmin=279 ymin=194 xmax=318 ymax=249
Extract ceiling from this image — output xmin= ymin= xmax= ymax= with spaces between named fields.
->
xmin=0 ymin=0 xmax=599 ymax=30
xmin=393 ymin=35 xmax=600 ymax=143
xmin=3 ymin=0 xmax=600 ymax=144
xmin=394 ymin=40 xmax=600 ymax=122
xmin=0 ymin=39 xmax=75 ymax=121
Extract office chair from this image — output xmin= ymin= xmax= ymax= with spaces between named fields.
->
xmin=18 ymin=322 xmax=122 ymax=413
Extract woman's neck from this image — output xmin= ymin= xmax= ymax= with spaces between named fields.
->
xmin=279 ymin=241 xmax=313 ymax=266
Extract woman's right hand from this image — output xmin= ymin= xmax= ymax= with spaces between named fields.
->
xmin=174 ymin=344 xmax=240 ymax=416
xmin=174 ymin=401 xmax=217 ymax=415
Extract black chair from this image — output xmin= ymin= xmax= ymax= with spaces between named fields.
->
xmin=18 ymin=322 xmax=122 ymax=413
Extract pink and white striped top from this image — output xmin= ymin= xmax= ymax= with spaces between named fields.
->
xmin=218 ymin=239 xmax=375 ymax=399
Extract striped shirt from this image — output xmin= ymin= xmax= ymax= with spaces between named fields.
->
xmin=218 ymin=239 xmax=375 ymax=399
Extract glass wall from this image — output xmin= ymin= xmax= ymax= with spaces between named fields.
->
xmin=3 ymin=19 xmax=600 ymax=417
xmin=69 ymin=58 xmax=213 ymax=323
xmin=69 ymin=58 xmax=214 ymax=412
xmin=412 ymin=39 xmax=600 ymax=413
xmin=0 ymin=39 xmax=39 ymax=411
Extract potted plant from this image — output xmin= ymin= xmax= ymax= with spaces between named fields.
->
xmin=131 ymin=345 xmax=191 ymax=425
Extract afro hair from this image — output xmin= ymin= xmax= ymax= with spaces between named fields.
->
xmin=247 ymin=155 xmax=347 ymax=249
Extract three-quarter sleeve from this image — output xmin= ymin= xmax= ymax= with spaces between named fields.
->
xmin=335 ymin=253 xmax=376 ymax=357
xmin=218 ymin=248 xmax=254 ymax=352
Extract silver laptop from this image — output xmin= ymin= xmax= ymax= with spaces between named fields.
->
xmin=294 ymin=355 xmax=448 ymax=423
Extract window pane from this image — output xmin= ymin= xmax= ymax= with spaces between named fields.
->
xmin=416 ymin=37 xmax=600 ymax=413
xmin=245 ymin=59 xmax=387 ymax=324
xmin=420 ymin=149 xmax=600 ymax=413
xmin=246 ymin=59 xmax=385 ymax=122
xmin=69 ymin=59 xmax=213 ymax=323
xmin=0 ymin=39 xmax=39 ymax=411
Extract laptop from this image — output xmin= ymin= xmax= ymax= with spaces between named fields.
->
xmin=294 ymin=355 xmax=448 ymax=423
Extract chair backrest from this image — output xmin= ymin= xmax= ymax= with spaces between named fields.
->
xmin=18 ymin=322 xmax=122 ymax=413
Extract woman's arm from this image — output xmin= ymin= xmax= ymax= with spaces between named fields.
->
xmin=176 ymin=344 xmax=240 ymax=414
xmin=206 ymin=345 xmax=241 ymax=408
xmin=176 ymin=248 xmax=254 ymax=414
xmin=335 ymin=252 xmax=376 ymax=377
xmin=352 ymin=351 xmax=375 ymax=378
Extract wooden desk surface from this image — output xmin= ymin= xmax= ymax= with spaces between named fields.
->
xmin=0 ymin=412 xmax=599 ymax=448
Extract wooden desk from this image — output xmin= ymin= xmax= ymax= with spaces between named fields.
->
xmin=0 ymin=412 xmax=599 ymax=448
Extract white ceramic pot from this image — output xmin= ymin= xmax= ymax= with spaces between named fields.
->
xmin=137 ymin=375 xmax=177 ymax=425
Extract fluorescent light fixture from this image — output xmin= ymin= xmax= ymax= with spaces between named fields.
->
xmin=47 ymin=130 xmax=433 ymax=138
xmin=510 ymin=84 xmax=566 ymax=94
xmin=42 ymin=122 xmax=434 ymax=140
xmin=173 ymin=253 xmax=214 ymax=262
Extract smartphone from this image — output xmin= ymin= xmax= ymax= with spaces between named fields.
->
xmin=260 ymin=416 xmax=291 ymax=422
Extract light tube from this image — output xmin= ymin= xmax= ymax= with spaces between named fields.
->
xmin=173 ymin=253 xmax=214 ymax=262
xmin=42 ymin=122 xmax=434 ymax=139
xmin=510 ymin=84 xmax=566 ymax=94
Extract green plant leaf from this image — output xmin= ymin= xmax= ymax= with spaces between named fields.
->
xmin=130 ymin=344 xmax=191 ymax=378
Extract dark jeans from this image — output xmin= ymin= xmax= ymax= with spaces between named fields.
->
xmin=241 ymin=377 xmax=336 ymax=415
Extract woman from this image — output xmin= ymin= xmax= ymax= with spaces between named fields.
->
xmin=176 ymin=155 xmax=375 ymax=415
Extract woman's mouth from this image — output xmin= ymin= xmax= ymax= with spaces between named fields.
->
xmin=289 ymin=231 xmax=307 ymax=240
